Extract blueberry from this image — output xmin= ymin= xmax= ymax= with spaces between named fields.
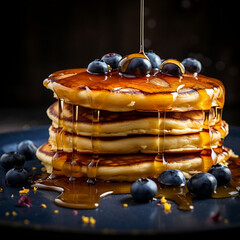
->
xmin=160 ymin=59 xmax=185 ymax=77
xmin=131 ymin=178 xmax=157 ymax=202
xmin=17 ymin=140 xmax=37 ymax=160
xmin=0 ymin=152 xmax=25 ymax=170
xmin=187 ymin=173 xmax=217 ymax=198
xmin=5 ymin=167 xmax=29 ymax=187
xmin=118 ymin=53 xmax=152 ymax=77
xmin=87 ymin=59 xmax=110 ymax=75
xmin=145 ymin=50 xmax=161 ymax=69
xmin=101 ymin=53 xmax=122 ymax=71
xmin=181 ymin=58 xmax=202 ymax=74
xmin=208 ymin=164 xmax=232 ymax=186
xmin=158 ymin=169 xmax=186 ymax=187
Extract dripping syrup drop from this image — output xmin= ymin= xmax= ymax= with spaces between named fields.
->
xmin=139 ymin=0 xmax=145 ymax=54
xmin=154 ymin=111 xmax=167 ymax=175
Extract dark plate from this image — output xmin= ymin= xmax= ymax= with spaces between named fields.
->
xmin=0 ymin=125 xmax=240 ymax=237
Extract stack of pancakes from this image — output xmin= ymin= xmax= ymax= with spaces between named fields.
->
xmin=37 ymin=68 xmax=231 ymax=181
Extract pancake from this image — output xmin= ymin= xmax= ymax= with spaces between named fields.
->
xmin=36 ymin=142 xmax=231 ymax=181
xmin=38 ymin=67 xmax=230 ymax=181
xmin=48 ymin=123 xmax=228 ymax=154
xmin=47 ymin=101 xmax=219 ymax=136
xmin=44 ymin=68 xmax=225 ymax=112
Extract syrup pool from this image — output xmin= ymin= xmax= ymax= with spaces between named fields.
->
xmin=32 ymin=157 xmax=240 ymax=211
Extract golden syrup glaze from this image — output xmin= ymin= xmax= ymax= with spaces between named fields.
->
xmin=118 ymin=53 xmax=150 ymax=74
xmin=43 ymin=68 xmax=225 ymax=112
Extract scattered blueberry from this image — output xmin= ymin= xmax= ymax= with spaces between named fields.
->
xmin=145 ymin=50 xmax=161 ymax=69
xmin=17 ymin=140 xmax=37 ymax=160
xmin=87 ymin=59 xmax=110 ymax=75
xmin=101 ymin=53 xmax=122 ymax=71
xmin=181 ymin=58 xmax=202 ymax=74
xmin=160 ymin=59 xmax=185 ymax=77
xmin=0 ymin=152 xmax=25 ymax=170
xmin=208 ymin=164 xmax=232 ymax=186
xmin=131 ymin=178 xmax=157 ymax=202
xmin=5 ymin=166 xmax=29 ymax=187
xmin=118 ymin=53 xmax=152 ymax=77
xmin=187 ymin=173 xmax=217 ymax=198
xmin=158 ymin=169 xmax=186 ymax=187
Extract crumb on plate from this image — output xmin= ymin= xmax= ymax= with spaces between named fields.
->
xmin=12 ymin=211 xmax=17 ymax=216
xmin=41 ymin=203 xmax=47 ymax=208
xmin=164 ymin=202 xmax=171 ymax=212
xmin=24 ymin=219 xmax=30 ymax=225
xmin=19 ymin=187 xmax=29 ymax=195
xmin=160 ymin=196 xmax=167 ymax=203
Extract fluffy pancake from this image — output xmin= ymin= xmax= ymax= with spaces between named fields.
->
xmin=43 ymin=68 xmax=225 ymax=112
xmin=48 ymin=123 xmax=228 ymax=154
xmin=47 ymin=101 xmax=219 ymax=136
xmin=38 ymin=67 xmax=230 ymax=181
xmin=37 ymin=142 xmax=231 ymax=181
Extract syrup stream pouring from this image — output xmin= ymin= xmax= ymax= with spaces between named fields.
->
xmin=140 ymin=0 xmax=145 ymax=54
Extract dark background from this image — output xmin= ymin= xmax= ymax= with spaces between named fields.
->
xmin=1 ymin=0 xmax=240 ymax=132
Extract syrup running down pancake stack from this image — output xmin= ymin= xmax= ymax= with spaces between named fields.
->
xmin=37 ymin=57 xmax=231 ymax=181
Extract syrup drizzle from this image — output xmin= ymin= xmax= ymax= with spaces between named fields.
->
xmin=33 ymin=157 xmax=240 ymax=211
xmin=87 ymin=109 xmax=100 ymax=181
xmin=154 ymin=111 xmax=167 ymax=174
xmin=51 ymin=98 xmax=65 ymax=178
xmin=139 ymin=0 xmax=145 ymax=54
xmin=70 ymin=104 xmax=82 ymax=179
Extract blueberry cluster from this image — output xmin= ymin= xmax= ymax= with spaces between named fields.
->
xmin=87 ymin=53 xmax=122 ymax=75
xmin=87 ymin=51 xmax=201 ymax=78
xmin=130 ymin=164 xmax=232 ymax=202
xmin=0 ymin=140 xmax=37 ymax=187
